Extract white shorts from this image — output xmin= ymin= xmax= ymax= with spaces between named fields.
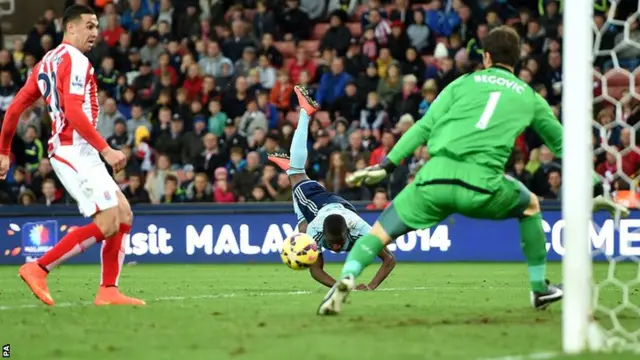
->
xmin=50 ymin=146 xmax=120 ymax=218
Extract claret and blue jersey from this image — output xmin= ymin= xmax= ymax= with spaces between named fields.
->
xmin=292 ymin=180 xmax=372 ymax=252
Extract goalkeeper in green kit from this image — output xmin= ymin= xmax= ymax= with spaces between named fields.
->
xmin=317 ymin=26 xmax=629 ymax=315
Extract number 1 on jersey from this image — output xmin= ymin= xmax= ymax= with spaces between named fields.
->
xmin=475 ymin=91 xmax=502 ymax=130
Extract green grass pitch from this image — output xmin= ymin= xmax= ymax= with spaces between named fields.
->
xmin=0 ymin=262 xmax=638 ymax=360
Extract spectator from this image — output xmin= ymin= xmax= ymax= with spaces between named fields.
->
xmin=316 ymin=58 xmax=353 ymax=109
xmin=22 ymin=125 xmax=44 ymax=173
xmin=219 ymin=117 xmax=249 ymax=156
xmin=272 ymin=173 xmax=293 ymax=201
xmin=40 ymin=178 xmax=62 ymax=206
xmin=331 ymin=118 xmax=350 ymax=151
xmin=121 ymin=0 xmax=152 ymax=32
xmin=377 ymin=63 xmax=402 ymax=107
xmin=155 ymin=114 xmax=187 ymax=166
xmin=8 ymin=167 xmax=28 ymax=204
xmin=248 ymin=185 xmax=270 ymax=202
xmin=140 ymin=32 xmax=164 ymax=68
xmin=270 ymin=70 xmax=294 ymax=112
xmin=16 ymin=106 xmax=42 ymax=141
xmin=253 ymin=0 xmax=277 ymax=40
xmin=145 ymin=154 xmax=177 ymax=203
xmin=97 ymin=57 xmax=120 ymax=98
xmin=196 ymin=133 xmax=226 ymax=173
xmin=326 ymin=151 xmax=349 ymax=195
xmin=182 ymin=115 xmax=208 ymax=165
xmin=278 ymin=0 xmax=311 ymax=41
xmin=122 ymin=172 xmax=151 ymax=204
xmin=234 ymin=46 xmax=258 ymax=79
xmin=214 ymin=178 xmax=237 ymax=203
xmin=344 ymin=37 xmax=369 ymax=77
xmin=127 ymin=104 xmax=153 ymax=140
xmin=223 ymin=20 xmax=255 ymax=63
xmin=389 ymin=74 xmax=421 ymax=123
xmin=366 ymin=188 xmax=390 ymax=210
xmin=257 ymin=54 xmax=276 ymax=90
xmin=321 ymin=11 xmax=352 ymax=57
xmin=0 ymin=70 xmax=16 ymax=117
xmin=226 ymin=147 xmax=247 ymax=179
xmin=259 ymin=33 xmax=283 ymax=68
xmin=543 ymin=169 xmax=562 ymax=200
xmin=287 ymin=46 xmax=316 ymax=85
xmin=102 ymin=13 xmax=125 ymax=47
xmin=388 ymin=21 xmax=411 ymax=61
xmin=107 ymin=119 xmax=131 ymax=150
xmin=159 ymin=174 xmax=185 ymax=203
xmin=370 ymin=131 xmax=395 ymax=165
xmin=233 ymin=151 xmax=262 ymax=201
xmin=360 ymin=92 xmax=387 ymax=133
xmin=185 ymin=172 xmax=213 ymax=202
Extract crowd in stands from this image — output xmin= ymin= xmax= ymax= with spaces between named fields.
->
xmin=0 ymin=0 xmax=639 ymax=208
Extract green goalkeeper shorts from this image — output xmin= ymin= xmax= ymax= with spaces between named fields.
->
xmin=390 ymin=157 xmax=532 ymax=232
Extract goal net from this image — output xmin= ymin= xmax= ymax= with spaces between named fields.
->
xmin=563 ymin=0 xmax=640 ymax=354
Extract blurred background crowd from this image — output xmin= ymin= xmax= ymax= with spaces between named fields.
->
xmin=0 ymin=0 xmax=639 ymax=208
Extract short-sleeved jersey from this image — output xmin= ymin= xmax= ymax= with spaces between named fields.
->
xmin=29 ymin=43 xmax=99 ymax=155
xmin=388 ymin=66 xmax=562 ymax=183
xmin=304 ymin=203 xmax=372 ymax=252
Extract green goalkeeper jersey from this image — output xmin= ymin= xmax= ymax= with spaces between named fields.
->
xmin=388 ymin=66 xmax=563 ymax=189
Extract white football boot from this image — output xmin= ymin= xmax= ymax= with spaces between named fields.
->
xmin=317 ymin=275 xmax=355 ymax=316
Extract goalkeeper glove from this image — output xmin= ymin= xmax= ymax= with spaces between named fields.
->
xmin=592 ymin=194 xmax=630 ymax=218
xmin=346 ymin=158 xmax=397 ymax=186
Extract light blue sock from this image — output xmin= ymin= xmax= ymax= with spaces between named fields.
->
xmin=287 ymin=109 xmax=310 ymax=176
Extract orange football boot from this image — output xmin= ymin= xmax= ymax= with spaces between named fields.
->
xmin=94 ymin=287 xmax=146 ymax=306
xmin=294 ymin=85 xmax=319 ymax=116
xmin=267 ymin=152 xmax=291 ymax=171
xmin=18 ymin=262 xmax=54 ymax=306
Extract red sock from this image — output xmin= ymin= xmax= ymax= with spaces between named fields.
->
xmin=38 ymin=223 xmax=105 ymax=271
xmin=100 ymin=223 xmax=131 ymax=287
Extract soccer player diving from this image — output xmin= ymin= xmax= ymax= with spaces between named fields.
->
xmin=317 ymin=26 xmax=629 ymax=315
xmin=268 ymin=87 xmax=396 ymax=290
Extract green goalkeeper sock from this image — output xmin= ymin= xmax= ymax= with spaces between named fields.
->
xmin=519 ymin=213 xmax=549 ymax=293
xmin=340 ymin=234 xmax=385 ymax=279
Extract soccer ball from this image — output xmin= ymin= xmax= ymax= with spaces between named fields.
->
xmin=280 ymin=233 xmax=319 ymax=270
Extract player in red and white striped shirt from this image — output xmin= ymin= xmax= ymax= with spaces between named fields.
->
xmin=0 ymin=5 xmax=144 ymax=306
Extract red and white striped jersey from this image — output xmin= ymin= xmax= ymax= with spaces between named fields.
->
xmin=0 ymin=42 xmax=108 ymax=158
xmin=33 ymin=43 xmax=100 ymax=155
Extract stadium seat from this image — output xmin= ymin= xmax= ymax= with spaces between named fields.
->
xmin=346 ymin=22 xmax=362 ymax=38
xmin=274 ymin=41 xmax=296 ymax=57
xmin=314 ymin=111 xmax=331 ymax=127
xmin=354 ymin=5 xmax=367 ymax=20
xmin=312 ymin=23 xmax=330 ymax=40
xmin=300 ymin=40 xmax=320 ymax=56
xmin=286 ymin=110 xmax=300 ymax=125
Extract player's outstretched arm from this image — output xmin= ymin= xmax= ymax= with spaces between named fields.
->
xmin=363 ymin=247 xmax=396 ymax=290
xmin=0 ymin=72 xmax=41 ymax=178
xmin=309 ymin=252 xmax=336 ymax=288
xmin=530 ymin=93 xmax=563 ymax=157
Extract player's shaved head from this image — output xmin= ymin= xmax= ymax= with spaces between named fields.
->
xmin=482 ymin=25 xmax=520 ymax=69
xmin=323 ymin=214 xmax=348 ymax=250
xmin=62 ymin=4 xmax=96 ymax=29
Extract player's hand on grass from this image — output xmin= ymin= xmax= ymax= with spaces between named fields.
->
xmin=355 ymin=283 xmax=371 ymax=291
xmin=346 ymin=165 xmax=388 ymax=186
xmin=0 ymin=154 xmax=9 ymax=179
xmin=101 ymin=147 xmax=127 ymax=173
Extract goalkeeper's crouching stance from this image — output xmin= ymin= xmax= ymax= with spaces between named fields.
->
xmin=317 ymin=25 xmax=630 ymax=316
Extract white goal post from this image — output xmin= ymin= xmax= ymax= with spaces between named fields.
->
xmin=561 ymin=0 xmax=594 ymax=353
xmin=562 ymin=0 xmax=640 ymax=354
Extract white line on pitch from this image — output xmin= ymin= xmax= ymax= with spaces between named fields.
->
xmin=0 ymin=286 xmax=443 ymax=311
xmin=477 ymin=351 xmax=561 ymax=360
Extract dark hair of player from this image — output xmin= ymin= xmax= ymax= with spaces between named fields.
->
xmin=62 ymin=4 xmax=96 ymax=29
xmin=323 ymin=214 xmax=347 ymax=245
xmin=482 ymin=25 xmax=521 ymax=68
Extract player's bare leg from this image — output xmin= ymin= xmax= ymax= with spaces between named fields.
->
xmin=268 ymin=85 xmax=319 ymax=188
xmin=18 ymin=205 xmax=120 ymax=306
xmin=95 ymin=191 xmax=145 ymax=306
xmin=318 ymin=208 xmax=398 ymax=316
